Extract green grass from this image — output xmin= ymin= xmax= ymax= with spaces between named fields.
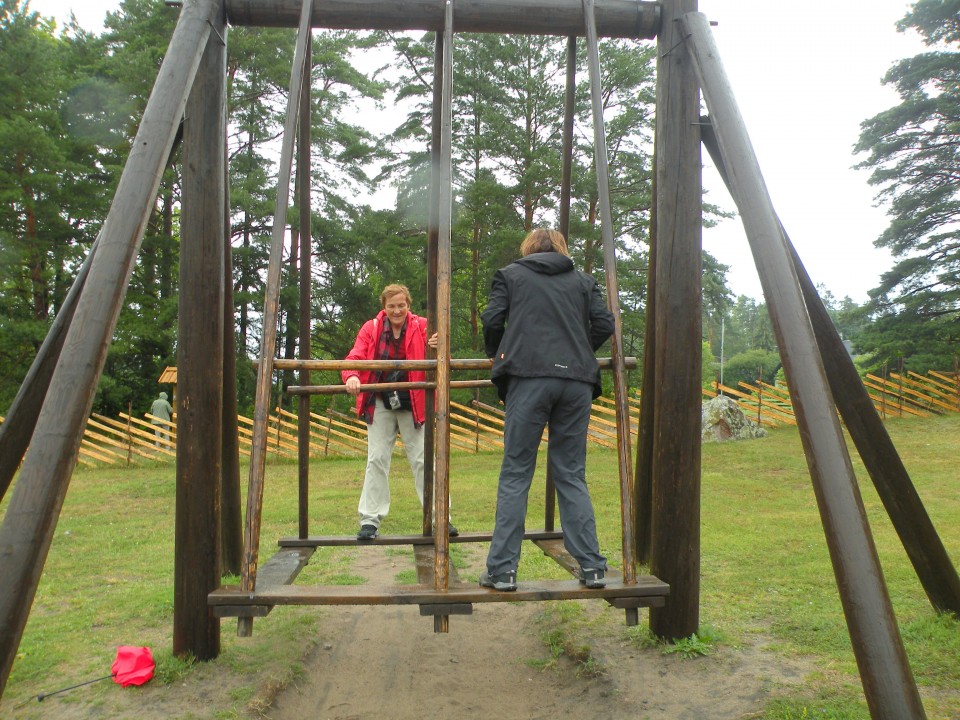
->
xmin=1 ymin=414 xmax=959 ymax=718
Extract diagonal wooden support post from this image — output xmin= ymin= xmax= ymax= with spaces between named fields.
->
xmin=680 ymin=11 xmax=926 ymax=718
xmin=0 ymin=0 xmax=223 ymax=700
xmin=701 ymin=119 xmax=960 ymax=618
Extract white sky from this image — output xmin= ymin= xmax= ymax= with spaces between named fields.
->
xmin=29 ymin=0 xmax=928 ymax=303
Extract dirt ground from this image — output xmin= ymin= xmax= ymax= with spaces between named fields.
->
xmin=266 ymin=546 xmax=813 ymax=720
xmin=8 ymin=545 xmax=814 ymax=720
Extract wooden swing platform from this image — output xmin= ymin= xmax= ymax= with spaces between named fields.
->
xmin=209 ymin=531 xmax=669 ymax=620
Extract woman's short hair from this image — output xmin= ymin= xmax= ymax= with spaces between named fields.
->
xmin=519 ymin=228 xmax=570 ymax=257
xmin=380 ymin=284 xmax=412 ymax=308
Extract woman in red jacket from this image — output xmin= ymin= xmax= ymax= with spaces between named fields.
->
xmin=342 ymin=284 xmax=456 ymax=540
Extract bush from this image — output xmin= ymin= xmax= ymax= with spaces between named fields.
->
xmin=720 ymin=349 xmax=781 ymax=389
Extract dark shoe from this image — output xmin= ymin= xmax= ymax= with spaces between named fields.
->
xmin=579 ymin=567 xmax=606 ymax=588
xmin=357 ymin=524 xmax=378 ymax=541
xmin=448 ymin=523 xmax=459 ymax=537
xmin=479 ymin=570 xmax=517 ymax=592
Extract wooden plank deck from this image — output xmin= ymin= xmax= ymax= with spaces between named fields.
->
xmin=210 ymin=575 xmax=669 ymax=611
xmin=211 ymin=532 xmax=669 ymax=623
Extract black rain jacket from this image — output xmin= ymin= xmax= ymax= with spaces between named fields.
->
xmin=481 ymin=251 xmax=615 ymax=401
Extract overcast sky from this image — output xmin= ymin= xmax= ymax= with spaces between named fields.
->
xmin=29 ymin=0 xmax=928 ymax=303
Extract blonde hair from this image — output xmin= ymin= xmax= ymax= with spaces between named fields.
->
xmin=380 ymin=284 xmax=412 ymax=308
xmin=519 ymin=228 xmax=569 ymax=257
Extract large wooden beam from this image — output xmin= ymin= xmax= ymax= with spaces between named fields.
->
xmin=175 ymin=6 xmax=227 ymax=662
xmin=649 ymin=0 xmax=702 ymax=640
xmin=0 ymin=0 xmax=221 ymax=699
xmin=225 ymin=0 xmax=659 ymax=36
xmin=681 ymin=12 xmax=925 ymax=719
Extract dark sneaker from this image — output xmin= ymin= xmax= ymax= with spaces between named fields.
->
xmin=479 ymin=570 xmax=517 ymax=592
xmin=579 ymin=568 xmax=606 ymax=588
xmin=357 ymin=524 xmax=378 ymax=541
xmin=448 ymin=524 xmax=459 ymax=537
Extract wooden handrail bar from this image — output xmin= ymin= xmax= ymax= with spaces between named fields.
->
xmin=287 ymin=380 xmax=493 ymax=395
xmin=269 ymin=356 xmax=637 ymax=371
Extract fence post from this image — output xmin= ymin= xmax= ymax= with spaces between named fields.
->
xmin=953 ymin=353 xmax=960 ymax=410
xmin=126 ymin=401 xmax=133 ymax=465
xmin=756 ymin=366 xmax=763 ymax=425
xmin=898 ymin=357 xmax=905 ymax=417
xmin=324 ymin=405 xmax=333 ymax=457
xmin=881 ymin=362 xmax=887 ymax=421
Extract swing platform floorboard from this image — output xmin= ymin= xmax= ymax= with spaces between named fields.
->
xmin=210 ymin=531 xmax=669 ymax=619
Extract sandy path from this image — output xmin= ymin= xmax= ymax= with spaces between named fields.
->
xmin=267 ymin=547 xmax=811 ymax=720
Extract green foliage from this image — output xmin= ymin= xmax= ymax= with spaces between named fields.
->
xmin=660 ymin=627 xmax=721 ymax=659
xmin=0 ymin=1 xmax=101 ymax=410
xmin=852 ymin=0 xmax=960 ymax=368
xmin=152 ymin=651 xmax=196 ymax=685
xmin=624 ymin=624 xmax=724 ymax=659
xmin=702 ymin=339 xmax=717 ymax=387
xmin=721 ymin=348 xmax=781 ymax=389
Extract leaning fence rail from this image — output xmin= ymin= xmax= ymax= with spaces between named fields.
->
xmin=2 ymin=367 xmax=956 ymax=467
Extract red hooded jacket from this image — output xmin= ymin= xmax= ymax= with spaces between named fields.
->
xmin=341 ymin=310 xmax=429 ymax=425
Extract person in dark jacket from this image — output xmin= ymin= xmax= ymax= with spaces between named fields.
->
xmin=479 ymin=228 xmax=614 ymax=591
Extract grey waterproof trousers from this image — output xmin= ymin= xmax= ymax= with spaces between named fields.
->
xmin=485 ymin=376 xmax=607 ymax=576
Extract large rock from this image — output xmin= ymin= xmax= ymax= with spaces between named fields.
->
xmin=701 ymin=395 xmax=767 ymax=443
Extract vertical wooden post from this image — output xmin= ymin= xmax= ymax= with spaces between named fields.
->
xmin=954 ymin=354 xmax=959 ymax=411
xmin=324 ymin=405 xmax=333 ymax=456
xmin=649 ymin=0 xmax=702 ymax=639
xmin=545 ymin=35 xmax=577 ymax=533
xmin=126 ymin=401 xmax=134 ymax=464
xmin=682 ymin=13 xmax=925 ymax=717
xmin=0 ymin=0 xmax=219 ymax=696
xmin=221 ymin=104 xmax=243 ymax=577
xmin=239 ymin=0 xmax=314 ymax=637
xmin=175 ymin=6 xmax=227 ymax=661
xmin=297 ymin=34 xmax=313 ymax=539
xmin=756 ymin=367 xmax=763 ymax=425
xmin=634 ymin=158 xmax=656 ymax=566
xmin=432 ymin=0 xmax=455 ymax=633
xmin=582 ymin=0 xmax=637 ymax=584
xmin=423 ymin=30 xmax=443 ymax=536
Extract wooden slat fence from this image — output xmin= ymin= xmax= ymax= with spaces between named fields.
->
xmin=3 ymin=368 xmax=956 ymax=467
xmin=704 ymin=367 xmax=960 ymax=426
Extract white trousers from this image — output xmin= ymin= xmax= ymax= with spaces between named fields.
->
xmin=357 ymin=398 xmax=425 ymax=528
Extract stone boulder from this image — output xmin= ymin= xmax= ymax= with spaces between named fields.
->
xmin=701 ymin=395 xmax=767 ymax=443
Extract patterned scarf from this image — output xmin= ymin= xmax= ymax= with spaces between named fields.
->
xmin=361 ymin=318 xmax=407 ymax=422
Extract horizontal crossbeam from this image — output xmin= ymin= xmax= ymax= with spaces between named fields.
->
xmin=278 ymin=530 xmax=565 ymax=547
xmin=224 ymin=0 xmax=660 ymax=38
xmin=269 ymin=357 xmax=637 ymax=371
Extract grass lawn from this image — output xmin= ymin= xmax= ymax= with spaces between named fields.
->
xmin=1 ymin=412 xmax=958 ymax=718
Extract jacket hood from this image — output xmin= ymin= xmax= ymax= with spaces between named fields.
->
xmin=514 ymin=252 xmax=574 ymax=276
